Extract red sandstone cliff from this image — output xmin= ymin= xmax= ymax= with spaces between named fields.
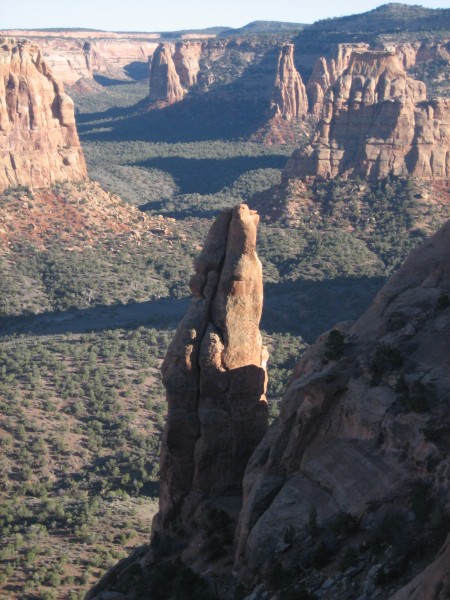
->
xmin=0 ymin=31 xmax=159 ymax=84
xmin=306 ymin=43 xmax=369 ymax=116
xmin=233 ymin=217 xmax=450 ymax=598
xmin=284 ymin=50 xmax=450 ymax=182
xmin=0 ymin=38 xmax=87 ymax=193
xmin=271 ymin=43 xmax=308 ymax=120
xmin=172 ymin=41 xmax=202 ymax=88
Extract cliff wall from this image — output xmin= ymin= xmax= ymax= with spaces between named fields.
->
xmin=284 ymin=50 xmax=450 ymax=182
xmin=0 ymin=38 xmax=87 ymax=192
xmin=0 ymin=31 xmax=159 ymax=84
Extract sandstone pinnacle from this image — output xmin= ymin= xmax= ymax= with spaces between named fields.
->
xmin=271 ymin=43 xmax=308 ymax=121
xmin=154 ymin=204 xmax=269 ymax=535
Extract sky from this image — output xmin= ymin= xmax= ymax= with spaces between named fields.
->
xmin=1 ymin=0 xmax=448 ymax=31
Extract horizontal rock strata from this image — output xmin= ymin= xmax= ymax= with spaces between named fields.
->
xmin=284 ymin=50 xmax=450 ymax=182
xmin=0 ymin=38 xmax=87 ymax=192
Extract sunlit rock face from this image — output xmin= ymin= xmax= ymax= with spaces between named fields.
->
xmin=0 ymin=38 xmax=87 ymax=192
xmin=284 ymin=49 xmax=450 ymax=182
xmin=148 ymin=43 xmax=185 ymax=104
xmin=234 ymin=216 xmax=450 ymax=595
xmin=154 ymin=203 xmax=269 ymax=534
xmin=149 ymin=41 xmax=202 ymax=104
xmin=306 ymin=43 xmax=369 ymax=117
xmin=271 ymin=43 xmax=308 ymax=120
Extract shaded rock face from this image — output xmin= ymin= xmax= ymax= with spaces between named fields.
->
xmin=284 ymin=50 xmax=450 ymax=182
xmin=234 ymin=217 xmax=450 ymax=595
xmin=271 ymin=43 xmax=308 ymax=120
xmin=0 ymin=38 xmax=87 ymax=193
xmin=154 ymin=204 xmax=268 ymax=534
xmin=149 ymin=43 xmax=185 ymax=104
xmin=390 ymin=533 xmax=450 ymax=599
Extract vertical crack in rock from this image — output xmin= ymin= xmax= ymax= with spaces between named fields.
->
xmin=154 ymin=204 xmax=268 ymax=535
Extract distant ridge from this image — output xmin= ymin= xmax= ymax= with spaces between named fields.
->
xmin=219 ymin=20 xmax=307 ymax=36
xmin=309 ymin=2 xmax=450 ymax=32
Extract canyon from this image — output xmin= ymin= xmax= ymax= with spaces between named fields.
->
xmin=0 ymin=30 xmax=160 ymax=84
xmin=0 ymin=5 xmax=450 ymax=600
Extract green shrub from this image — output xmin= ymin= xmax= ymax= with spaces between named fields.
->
xmin=370 ymin=344 xmax=403 ymax=381
xmin=436 ymin=293 xmax=450 ymax=310
xmin=324 ymin=329 xmax=347 ymax=361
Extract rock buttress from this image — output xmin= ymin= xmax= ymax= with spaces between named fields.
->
xmin=233 ymin=217 xmax=450 ymax=597
xmin=154 ymin=203 xmax=268 ymax=534
xmin=149 ymin=43 xmax=185 ymax=104
xmin=0 ymin=38 xmax=87 ymax=192
xmin=284 ymin=49 xmax=450 ymax=183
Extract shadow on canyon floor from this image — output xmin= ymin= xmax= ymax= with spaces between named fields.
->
xmin=262 ymin=275 xmax=386 ymax=342
xmin=76 ymin=44 xmax=283 ymax=143
xmin=77 ymin=94 xmax=271 ymax=143
xmin=134 ymin=154 xmax=288 ymax=195
xmin=0 ymin=297 xmax=189 ymax=338
xmin=1 ymin=276 xmax=385 ymax=343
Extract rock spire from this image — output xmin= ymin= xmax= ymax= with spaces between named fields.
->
xmin=271 ymin=43 xmax=308 ymax=120
xmin=154 ymin=203 xmax=269 ymax=534
xmin=149 ymin=43 xmax=185 ymax=104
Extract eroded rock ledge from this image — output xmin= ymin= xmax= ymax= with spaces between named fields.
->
xmin=284 ymin=49 xmax=450 ymax=182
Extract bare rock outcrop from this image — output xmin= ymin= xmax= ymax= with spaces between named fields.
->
xmin=234 ymin=216 xmax=450 ymax=597
xmin=149 ymin=43 xmax=185 ymax=104
xmin=86 ymin=210 xmax=450 ymax=600
xmin=172 ymin=41 xmax=202 ymax=88
xmin=271 ymin=43 xmax=308 ymax=120
xmin=148 ymin=41 xmax=203 ymax=104
xmin=395 ymin=40 xmax=450 ymax=69
xmin=0 ymin=38 xmax=87 ymax=193
xmin=0 ymin=31 xmax=159 ymax=84
xmin=284 ymin=49 xmax=450 ymax=182
xmin=154 ymin=203 xmax=268 ymax=535
xmin=306 ymin=43 xmax=369 ymax=116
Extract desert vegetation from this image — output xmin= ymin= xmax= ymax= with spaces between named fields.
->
xmin=2 ymin=14 xmax=450 ymax=596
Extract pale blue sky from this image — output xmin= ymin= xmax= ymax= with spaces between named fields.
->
xmin=1 ymin=0 xmax=448 ymax=31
